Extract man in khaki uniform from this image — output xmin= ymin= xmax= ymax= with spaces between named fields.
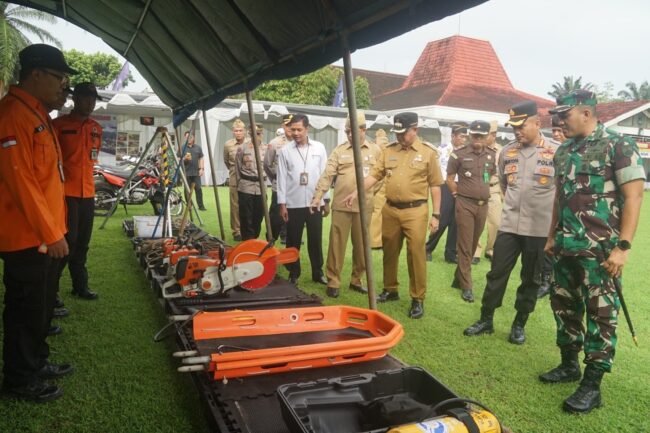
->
xmin=264 ymin=114 xmax=292 ymax=242
xmin=311 ymin=112 xmax=381 ymax=298
xmin=474 ymin=120 xmax=503 ymax=261
xmin=223 ymin=119 xmax=246 ymax=241
xmin=447 ymin=120 xmax=497 ymax=303
xmin=369 ymin=129 xmax=389 ymax=249
xmin=343 ymin=112 xmax=443 ymax=319
xmin=236 ymin=123 xmax=267 ymax=240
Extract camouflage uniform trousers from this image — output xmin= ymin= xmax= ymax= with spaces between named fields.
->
xmin=551 ymin=255 xmax=620 ymax=372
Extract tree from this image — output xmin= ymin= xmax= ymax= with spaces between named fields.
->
xmin=0 ymin=2 xmax=61 ymax=95
xmin=592 ymin=81 xmax=621 ymax=103
xmin=63 ymin=49 xmax=134 ymax=89
xmin=250 ymin=65 xmax=372 ymax=109
xmin=617 ymin=81 xmax=650 ymax=101
xmin=547 ymin=75 xmax=594 ymax=99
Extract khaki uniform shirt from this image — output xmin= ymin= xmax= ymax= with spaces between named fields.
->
xmin=447 ymin=145 xmax=497 ymax=201
xmin=223 ymin=138 xmax=244 ymax=186
xmin=263 ymin=135 xmax=287 ymax=192
xmin=236 ymin=141 xmax=267 ymax=195
xmin=313 ymin=140 xmax=381 ymax=212
xmin=488 ymin=142 xmax=503 ymax=194
xmin=498 ymin=136 xmax=559 ymax=237
xmin=370 ymin=138 xmax=444 ymax=203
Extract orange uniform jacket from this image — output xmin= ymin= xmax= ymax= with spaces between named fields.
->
xmin=53 ymin=113 xmax=102 ymax=197
xmin=0 ymin=86 xmax=67 ymax=252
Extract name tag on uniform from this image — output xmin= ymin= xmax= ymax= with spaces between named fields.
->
xmin=363 ymin=166 xmax=370 ymax=177
xmin=414 ymin=155 xmax=423 ymax=162
xmin=300 ymin=172 xmax=309 ymax=185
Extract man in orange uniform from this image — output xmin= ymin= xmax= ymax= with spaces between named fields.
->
xmin=53 ymin=83 xmax=104 ymax=301
xmin=0 ymin=44 xmax=76 ymax=403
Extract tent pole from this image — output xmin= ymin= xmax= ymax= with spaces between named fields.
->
xmin=164 ymin=131 xmax=203 ymax=226
xmin=245 ymin=91 xmax=272 ymax=241
xmin=201 ymin=110 xmax=226 ymax=240
xmin=341 ymin=35 xmax=377 ymax=310
xmin=99 ymin=128 xmax=161 ymax=229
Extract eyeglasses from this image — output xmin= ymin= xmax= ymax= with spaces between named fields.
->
xmin=41 ymin=69 xmax=70 ymax=85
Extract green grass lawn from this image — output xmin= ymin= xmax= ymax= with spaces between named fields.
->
xmin=1 ymin=188 xmax=649 ymax=433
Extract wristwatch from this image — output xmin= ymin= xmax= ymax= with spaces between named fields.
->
xmin=617 ymin=240 xmax=631 ymax=251
xmin=432 ymin=213 xmax=440 ymax=219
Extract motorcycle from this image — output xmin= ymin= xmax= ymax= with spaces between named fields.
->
xmin=94 ymin=155 xmax=184 ymax=217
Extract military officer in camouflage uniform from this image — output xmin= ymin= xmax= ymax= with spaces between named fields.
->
xmin=264 ymin=114 xmax=292 ymax=241
xmin=342 ymin=112 xmax=443 ymax=319
xmin=447 ymin=120 xmax=497 ymax=303
xmin=464 ymin=101 xmax=558 ymax=344
xmin=223 ymin=119 xmax=246 ymax=241
xmin=235 ymin=123 xmax=267 ymax=240
xmin=540 ymin=90 xmax=645 ymax=414
xmin=311 ymin=112 xmax=381 ymax=298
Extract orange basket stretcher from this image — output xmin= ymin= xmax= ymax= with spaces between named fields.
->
xmin=182 ymin=306 xmax=404 ymax=380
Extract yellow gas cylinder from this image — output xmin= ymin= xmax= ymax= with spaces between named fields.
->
xmin=387 ymin=409 xmax=501 ymax=433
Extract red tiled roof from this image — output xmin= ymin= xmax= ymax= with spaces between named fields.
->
xmin=539 ymin=100 xmax=649 ymax=128
xmin=372 ymin=35 xmax=554 ymax=113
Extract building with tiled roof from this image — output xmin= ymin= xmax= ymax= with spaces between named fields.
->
xmin=371 ymin=35 xmax=554 ymax=114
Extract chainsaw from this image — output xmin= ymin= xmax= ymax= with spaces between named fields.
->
xmin=161 ymin=239 xmax=299 ymax=298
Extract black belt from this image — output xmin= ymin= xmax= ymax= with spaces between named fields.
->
xmin=386 ymin=199 xmax=427 ymax=209
xmin=458 ymin=195 xmax=488 ymax=206
xmin=240 ymin=174 xmax=260 ymax=182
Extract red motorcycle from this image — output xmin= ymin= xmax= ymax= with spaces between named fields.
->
xmin=93 ymin=156 xmax=184 ymax=217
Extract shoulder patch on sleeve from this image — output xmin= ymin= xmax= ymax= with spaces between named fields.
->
xmin=1 ymin=136 xmax=17 ymax=148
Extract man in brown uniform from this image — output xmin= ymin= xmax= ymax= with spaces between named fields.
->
xmin=236 ymin=123 xmax=267 ymax=240
xmin=369 ymin=129 xmax=389 ymax=249
xmin=474 ymin=120 xmax=503 ymax=261
xmin=311 ymin=112 xmax=381 ymax=298
xmin=343 ymin=112 xmax=443 ymax=319
xmin=223 ymin=119 xmax=246 ymax=241
xmin=447 ymin=120 xmax=497 ymax=303
xmin=264 ymin=114 xmax=292 ymax=242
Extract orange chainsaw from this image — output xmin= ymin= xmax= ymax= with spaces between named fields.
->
xmin=161 ymin=239 xmax=299 ymax=298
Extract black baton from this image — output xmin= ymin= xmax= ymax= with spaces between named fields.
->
xmin=613 ymin=277 xmax=638 ymax=347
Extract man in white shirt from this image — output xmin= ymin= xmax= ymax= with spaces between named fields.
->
xmin=277 ymin=114 xmax=329 ymax=284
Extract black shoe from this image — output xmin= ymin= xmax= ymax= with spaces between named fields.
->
xmin=563 ymin=366 xmax=604 ymax=414
xmin=198 ymin=206 xmax=207 ymax=211
xmin=451 ymin=278 xmax=461 ymax=289
xmin=461 ymin=290 xmax=474 ymax=303
xmin=349 ymin=284 xmax=368 ymax=294
xmin=53 ymin=307 xmax=69 ymax=318
xmin=289 ymin=276 xmax=298 ymax=285
xmin=371 ymin=246 xmax=382 ymax=251
xmin=233 ymin=234 xmax=242 ymax=242
xmin=326 ymin=287 xmax=339 ymax=298
xmin=37 ymin=362 xmax=74 ymax=379
xmin=445 ymin=256 xmax=458 ymax=264
xmin=509 ymin=324 xmax=526 ymax=345
xmin=484 ymin=253 xmax=493 ymax=261
xmin=463 ymin=319 xmax=494 ymax=336
xmin=408 ymin=300 xmax=424 ymax=319
xmin=47 ymin=326 xmax=62 ymax=336
xmin=2 ymin=381 xmax=62 ymax=403
xmin=54 ymin=296 xmax=65 ymax=309
xmin=471 ymin=257 xmax=480 ymax=265
xmin=426 ymin=252 xmax=433 ymax=262
xmin=539 ymin=350 xmax=582 ymax=383
xmin=71 ymin=289 xmax=98 ymax=300
xmin=377 ymin=290 xmax=399 ymax=303
xmin=313 ymin=276 xmax=328 ymax=285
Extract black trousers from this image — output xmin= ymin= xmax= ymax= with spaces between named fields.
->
xmin=285 ymin=207 xmax=323 ymax=280
xmin=186 ymin=175 xmax=204 ymax=208
xmin=2 ymin=248 xmax=59 ymax=386
xmin=269 ymin=191 xmax=286 ymax=240
xmin=59 ymin=196 xmax=95 ymax=295
xmin=238 ymin=191 xmax=264 ymax=240
xmin=426 ymin=184 xmax=457 ymax=260
xmin=481 ymin=231 xmax=545 ymax=313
